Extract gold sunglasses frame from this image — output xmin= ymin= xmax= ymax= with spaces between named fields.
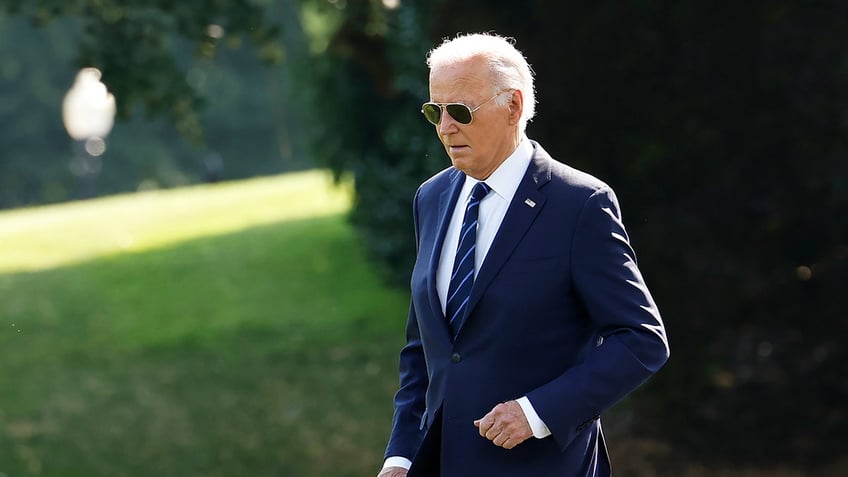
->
xmin=421 ymin=89 xmax=513 ymax=125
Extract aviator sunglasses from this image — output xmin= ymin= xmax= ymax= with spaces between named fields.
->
xmin=421 ymin=89 xmax=512 ymax=126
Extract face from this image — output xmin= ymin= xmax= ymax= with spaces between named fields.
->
xmin=428 ymin=58 xmax=523 ymax=180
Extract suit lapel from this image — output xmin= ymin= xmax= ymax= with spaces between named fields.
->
xmin=427 ymin=169 xmax=465 ymax=330
xmin=454 ymin=149 xmax=552 ymax=336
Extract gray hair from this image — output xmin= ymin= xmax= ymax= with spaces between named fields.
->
xmin=426 ymin=33 xmax=536 ymax=133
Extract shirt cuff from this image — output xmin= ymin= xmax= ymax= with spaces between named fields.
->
xmin=516 ymin=396 xmax=552 ymax=438
xmin=383 ymin=456 xmax=413 ymax=470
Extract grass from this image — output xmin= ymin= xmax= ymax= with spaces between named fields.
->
xmin=0 ymin=171 xmax=408 ymax=476
xmin=0 ymin=170 xmax=351 ymax=274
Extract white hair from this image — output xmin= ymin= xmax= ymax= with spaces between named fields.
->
xmin=426 ymin=32 xmax=536 ymax=133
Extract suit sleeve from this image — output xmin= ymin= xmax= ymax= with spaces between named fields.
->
xmin=526 ymin=186 xmax=670 ymax=451
xmin=384 ymin=187 xmax=430 ymax=460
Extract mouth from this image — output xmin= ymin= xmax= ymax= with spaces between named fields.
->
xmin=448 ymin=145 xmax=470 ymax=154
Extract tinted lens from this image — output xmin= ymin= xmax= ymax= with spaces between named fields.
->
xmin=445 ymin=104 xmax=473 ymax=124
xmin=421 ymin=103 xmax=441 ymax=125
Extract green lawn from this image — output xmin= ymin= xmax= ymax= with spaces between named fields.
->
xmin=0 ymin=171 xmax=408 ymax=476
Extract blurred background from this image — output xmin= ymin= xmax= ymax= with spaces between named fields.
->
xmin=0 ymin=0 xmax=845 ymax=476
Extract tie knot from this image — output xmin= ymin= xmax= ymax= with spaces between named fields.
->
xmin=470 ymin=182 xmax=491 ymax=201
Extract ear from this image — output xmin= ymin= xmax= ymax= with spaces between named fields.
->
xmin=508 ymin=89 xmax=524 ymax=125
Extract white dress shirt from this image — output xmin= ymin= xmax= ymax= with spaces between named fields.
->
xmin=383 ymin=138 xmax=550 ymax=472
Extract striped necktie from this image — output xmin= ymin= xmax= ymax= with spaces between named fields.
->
xmin=445 ymin=181 xmax=491 ymax=338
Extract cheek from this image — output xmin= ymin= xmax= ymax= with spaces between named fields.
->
xmin=470 ymin=131 xmax=494 ymax=152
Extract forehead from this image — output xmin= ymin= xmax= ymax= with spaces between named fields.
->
xmin=429 ymin=59 xmax=491 ymax=102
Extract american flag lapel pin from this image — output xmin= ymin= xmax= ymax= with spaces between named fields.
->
xmin=524 ymin=198 xmax=536 ymax=208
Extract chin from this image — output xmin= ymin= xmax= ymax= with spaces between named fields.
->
xmin=449 ymin=158 xmax=471 ymax=172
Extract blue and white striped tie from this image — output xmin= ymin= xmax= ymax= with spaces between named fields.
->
xmin=445 ymin=181 xmax=491 ymax=338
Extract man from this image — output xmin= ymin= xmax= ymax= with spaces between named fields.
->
xmin=379 ymin=33 xmax=669 ymax=477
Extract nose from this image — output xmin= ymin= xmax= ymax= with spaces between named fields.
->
xmin=437 ymin=108 xmax=458 ymax=134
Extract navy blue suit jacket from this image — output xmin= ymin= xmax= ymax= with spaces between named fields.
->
xmin=385 ymin=141 xmax=669 ymax=476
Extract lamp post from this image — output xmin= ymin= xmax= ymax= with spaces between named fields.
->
xmin=62 ymin=67 xmax=116 ymax=199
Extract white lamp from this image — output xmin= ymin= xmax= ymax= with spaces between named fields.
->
xmin=62 ymin=67 xmax=116 ymax=156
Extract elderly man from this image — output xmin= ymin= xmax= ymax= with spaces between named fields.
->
xmin=378 ymin=33 xmax=669 ymax=477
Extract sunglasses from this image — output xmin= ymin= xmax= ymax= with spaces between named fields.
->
xmin=421 ymin=89 xmax=512 ymax=126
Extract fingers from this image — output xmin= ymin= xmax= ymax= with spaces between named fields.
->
xmin=377 ymin=467 xmax=407 ymax=477
xmin=492 ymin=429 xmax=510 ymax=447
xmin=474 ymin=400 xmax=534 ymax=449
xmin=502 ymin=435 xmax=520 ymax=450
xmin=497 ymin=434 xmax=522 ymax=450
xmin=484 ymin=421 xmax=503 ymax=441
xmin=474 ymin=415 xmax=494 ymax=437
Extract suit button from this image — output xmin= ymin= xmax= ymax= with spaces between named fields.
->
xmin=451 ymin=352 xmax=462 ymax=363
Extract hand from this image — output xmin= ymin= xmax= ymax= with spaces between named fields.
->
xmin=473 ymin=400 xmax=533 ymax=449
xmin=377 ymin=466 xmax=408 ymax=477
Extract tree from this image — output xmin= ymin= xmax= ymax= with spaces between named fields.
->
xmin=0 ymin=0 xmax=307 ymax=207
xmin=293 ymin=0 xmax=446 ymax=284
xmin=1 ymin=0 xmax=280 ymax=142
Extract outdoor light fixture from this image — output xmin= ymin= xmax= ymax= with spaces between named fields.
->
xmin=62 ymin=67 xmax=116 ymax=156
xmin=62 ymin=67 xmax=116 ymax=197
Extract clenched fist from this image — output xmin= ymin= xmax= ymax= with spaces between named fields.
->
xmin=473 ymin=400 xmax=533 ymax=449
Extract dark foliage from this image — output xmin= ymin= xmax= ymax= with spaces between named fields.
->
xmin=3 ymin=0 xmax=280 ymax=143
xmin=0 ymin=0 xmax=303 ymax=208
xmin=295 ymin=0 xmax=447 ymax=285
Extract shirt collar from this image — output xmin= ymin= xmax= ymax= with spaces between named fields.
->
xmin=463 ymin=136 xmax=533 ymax=202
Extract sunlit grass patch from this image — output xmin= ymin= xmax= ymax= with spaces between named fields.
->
xmin=0 ymin=170 xmax=351 ymax=273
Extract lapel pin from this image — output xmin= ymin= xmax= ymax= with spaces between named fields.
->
xmin=524 ymin=198 xmax=536 ymax=208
